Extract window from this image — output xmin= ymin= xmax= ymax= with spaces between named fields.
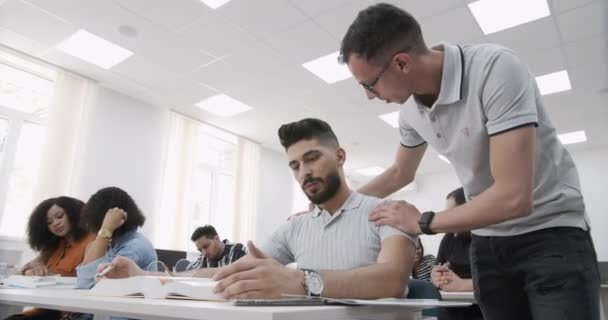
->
xmin=157 ymin=114 xmax=238 ymax=252
xmin=0 ymin=52 xmax=55 ymax=238
xmin=189 ymin=124 xmax=238 ymax=249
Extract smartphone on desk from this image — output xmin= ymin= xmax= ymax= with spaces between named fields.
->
xmin=233 ymin=297 xmax=328 ymax=306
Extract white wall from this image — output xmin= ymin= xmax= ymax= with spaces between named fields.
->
xmin=254 ymin=147 xmax=294 ymax=245
xmin=393 ymin=147 xmax=608 ymax=261
xmin=572 ymin=147 xmax=608 ymax=260
xmin=71 ymin=87 xmax=170 ymax=238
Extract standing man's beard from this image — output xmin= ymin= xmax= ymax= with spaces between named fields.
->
xmin=302 ymin=169 xmax=342 ymax=205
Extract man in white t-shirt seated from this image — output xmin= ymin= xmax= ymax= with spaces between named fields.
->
xmin=99 ymin=118 xmax=417 ymax=299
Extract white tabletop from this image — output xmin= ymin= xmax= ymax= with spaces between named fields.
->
xmin=0 ymin=287 xmax=460 ymax=320
xmin=440 ymin=291 xmax=476 ymax=302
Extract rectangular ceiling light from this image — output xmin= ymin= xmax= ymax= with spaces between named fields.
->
xmin=200 ymin=0 xmax=232 ymax=9
xmin=468 ymin=0 xmax=551 ymax=34
xmin=56 ymin=30 xmax=133 ymax=69
xmin=378 ymin=111 xmax=399 ymax=128
xmin=302 ymin=51 xmax=352 ymax=84
xmin=536 ymin=70 xmax=571 ymax=95
xmin=438 ymin=155 xmax=451 ymax=164
xmin=356 ymin=166 xmax=385 ymax=176
xmin=195 ymin=94 xmax=252 ymax=117
xmin=558 ymin=130 xmax=586 ymax=145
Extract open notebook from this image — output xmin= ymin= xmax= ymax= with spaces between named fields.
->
xmin=89 ymin=276 xmax=225 ymax=301
xmin=2 ymin=275 xmax=77 ymax=288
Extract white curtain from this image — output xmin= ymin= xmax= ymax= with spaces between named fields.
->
xmin=233 ymin=137 xmax=260 ymax=243
xmin=154 ymin=113 xmax=196 ymax=250
xmin=32 ymin=71 xmax=97 ymax=203
xmin=154 ymin=112 xmax=261 ymax=250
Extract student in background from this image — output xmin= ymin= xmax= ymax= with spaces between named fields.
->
xmin=411 ymin=237 xmax=435 ymax=282
xmin=432 ymin=187 xmax=483 ymax=320
xmin=75 ymin=187 xmax=157 ymax=289
xmin=6 ymin=197 xmax=95 ymax=320
xmin=190 ymin=225 xmax=246 ymax=269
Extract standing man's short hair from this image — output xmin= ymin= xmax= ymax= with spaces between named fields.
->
xmin=190 ymin=225 xmax=218 ymax=241
xmin=339 ymin=3 xmax=426 ymax=65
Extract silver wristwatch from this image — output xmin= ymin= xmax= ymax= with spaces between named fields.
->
xmin=302 ymin=269 xmax=324 ymax=297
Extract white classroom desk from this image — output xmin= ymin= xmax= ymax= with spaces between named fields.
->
xmin=439 ymin=291 xmax=476 ymax=303
xmin=0 ymin=286 xmax=464 ymax=320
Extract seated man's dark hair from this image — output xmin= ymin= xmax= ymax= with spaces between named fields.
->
xmin=278 ymin=118 xmax=339 ymax=150
xmin=190 ymin=225 xmax=218 ymax=242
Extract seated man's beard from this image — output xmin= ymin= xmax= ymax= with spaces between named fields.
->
xmin=303 ymin=170 xmax=341 ymax=205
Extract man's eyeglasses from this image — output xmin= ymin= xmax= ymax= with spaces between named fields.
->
xmin=359 ymin=59 xmax=392 ymax=96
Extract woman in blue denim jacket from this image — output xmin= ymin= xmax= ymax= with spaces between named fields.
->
xmin=76 ymin=186 xmax=157 ymax=289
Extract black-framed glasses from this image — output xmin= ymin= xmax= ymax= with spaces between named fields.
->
xmin=359 ymin=59 xmax=392 ymax=96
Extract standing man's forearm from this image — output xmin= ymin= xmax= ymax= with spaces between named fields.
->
xmin=359 ymin=165 xmax=413 ymax=198
xmin=359 ymin=144 xmax=426 ymax=198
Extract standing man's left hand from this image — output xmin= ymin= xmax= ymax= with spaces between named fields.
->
xmin=369 ymin=200 xmax=422 ymax=235
xmin=213 ymin=241 xmax=305 ymax=299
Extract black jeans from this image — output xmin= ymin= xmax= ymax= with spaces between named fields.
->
xmin=471 ymin=227 xmax=600 ymax=320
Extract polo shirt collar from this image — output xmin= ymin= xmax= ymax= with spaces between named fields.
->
xmin=311 ymin=190 xmax=364 ymax=217
xmin=428 ymin=43 xmax=465 ymax=106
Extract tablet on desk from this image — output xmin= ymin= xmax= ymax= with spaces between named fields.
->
xmin=234 ymin=297 xmax=328 ymax=306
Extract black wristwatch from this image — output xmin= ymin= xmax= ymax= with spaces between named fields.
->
xmin=419 ymin=211 xmax=436 ymax=235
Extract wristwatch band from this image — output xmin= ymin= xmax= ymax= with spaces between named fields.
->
xmin=97 ymin=228 xmax=113 ymax=239
xmin=419 ymin=211 xmax=436 ymax=235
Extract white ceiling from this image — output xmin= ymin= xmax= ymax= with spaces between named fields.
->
xmin=0 ymin=0 xmax=607 ymax=186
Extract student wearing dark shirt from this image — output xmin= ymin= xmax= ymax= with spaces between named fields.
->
xmin=190 ymin=225 xmax=246 ymax=269
xmin=411 ymin=237 xmax=435 ymax=282
xmin=432 ymin=187 xmax=483 ymax=320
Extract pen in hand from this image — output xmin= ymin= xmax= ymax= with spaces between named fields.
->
xmin=95 ymin=265 xmax=114 ymax=280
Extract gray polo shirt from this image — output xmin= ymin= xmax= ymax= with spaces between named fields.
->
xmin=398 ymin=43 xmax=588 ymax=237
xmin=261 ymin=191 xmax=415 ymax=270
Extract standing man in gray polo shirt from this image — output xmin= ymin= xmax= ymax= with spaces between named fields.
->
xmin=339 ymin=3 xmax=599 ymax=320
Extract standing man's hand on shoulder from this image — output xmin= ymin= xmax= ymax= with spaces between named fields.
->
xmin=369 ymin=200 xmax=422 ymax=235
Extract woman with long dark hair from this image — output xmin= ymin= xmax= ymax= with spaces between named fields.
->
xmin=6 ymin=196 xmax=95 ymax=320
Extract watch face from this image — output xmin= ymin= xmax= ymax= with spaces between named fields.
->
xmin=307 ymin=272 xmax=324 ymax=295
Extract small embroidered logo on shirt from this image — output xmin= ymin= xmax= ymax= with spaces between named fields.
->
xmin=461 ymin=127 xmax=470 ymax=137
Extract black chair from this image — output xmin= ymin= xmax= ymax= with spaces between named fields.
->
xmin=599 ymin=261 xmax=608 ymax=284
xmin=155 ymin=249 xmax=187 ymax=270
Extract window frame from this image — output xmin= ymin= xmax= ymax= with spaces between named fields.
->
xmin=0 ymin=56 xmax=53 ymax=236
